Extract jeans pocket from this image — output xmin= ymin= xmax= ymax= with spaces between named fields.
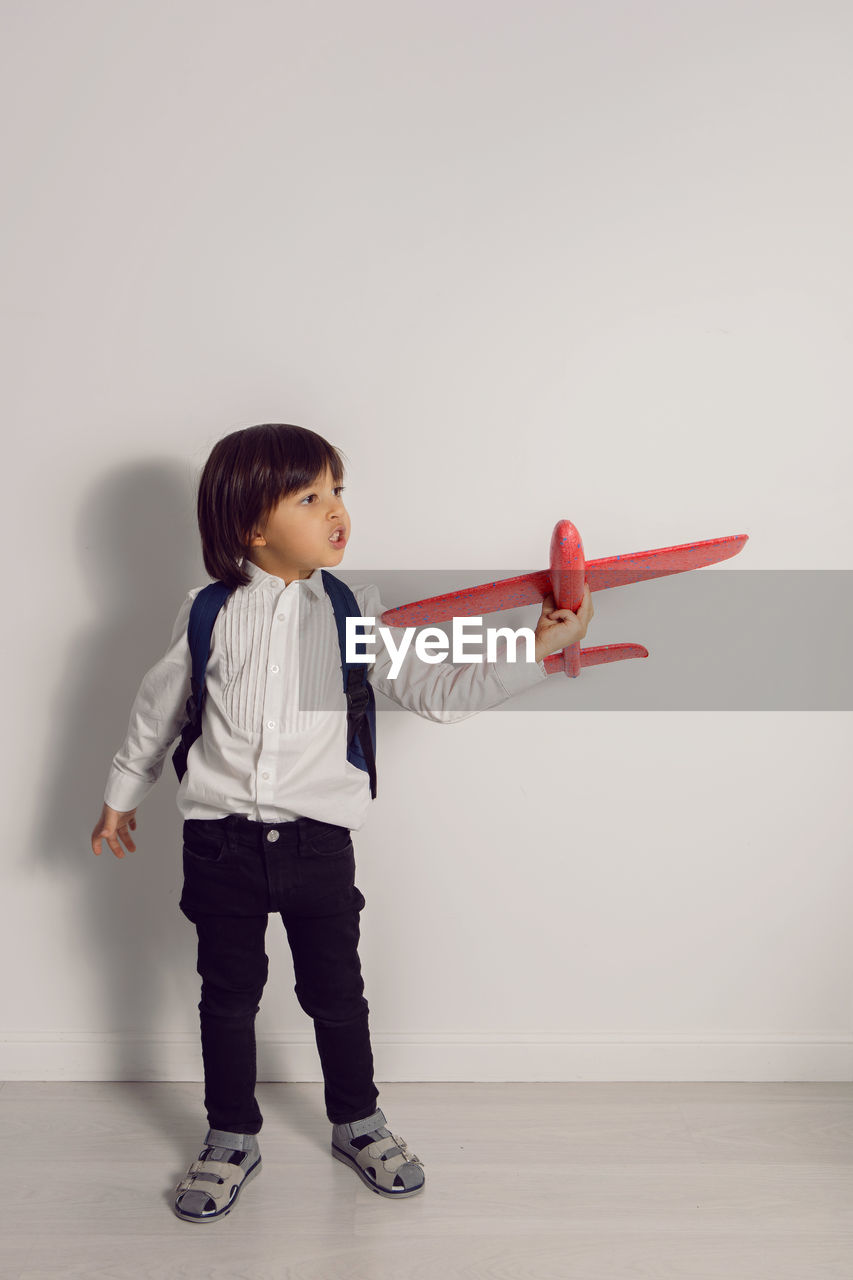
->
xmin=182 ymin=818 xmax=230 ymax=863
xmin=300 ymin=820 xmax=353 ymax=858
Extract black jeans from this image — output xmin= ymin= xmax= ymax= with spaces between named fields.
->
xmin=179 ymin=813 xmax=380 ymax=1134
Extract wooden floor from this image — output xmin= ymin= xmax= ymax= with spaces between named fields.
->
xmin=3 ymin=1080 xmax=853 ymax=1279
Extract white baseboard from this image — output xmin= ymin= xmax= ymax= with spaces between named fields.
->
xmin=2 ymin=1030 xmax=852 ymax=1081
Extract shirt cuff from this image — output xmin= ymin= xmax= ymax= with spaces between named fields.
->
xmin=104 ymin=767 xmax=156 ymax=813
xmin=492 ymin=647 xmax=550 ymax=699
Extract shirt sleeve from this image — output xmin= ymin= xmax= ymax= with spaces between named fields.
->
xmin=103 ymin=590 xmax=197 ymax=812
xmin=358 ymin=583 xmax=549 ymax=723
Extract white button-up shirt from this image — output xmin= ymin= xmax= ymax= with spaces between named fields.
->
xmin=104 ymin=558 xmax=548 ymax=830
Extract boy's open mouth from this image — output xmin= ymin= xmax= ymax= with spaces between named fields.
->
xmin=329 ymin=527 xmax=345 ymax=543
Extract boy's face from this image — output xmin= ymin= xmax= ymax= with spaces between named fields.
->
xmin=246 ymin=464 xmax=349 ymax=583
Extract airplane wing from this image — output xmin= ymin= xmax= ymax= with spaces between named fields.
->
xmin=379 ymin=534 xmax=747 ymax=627
xmin=584 ymin=533 xmax=747 ymax=591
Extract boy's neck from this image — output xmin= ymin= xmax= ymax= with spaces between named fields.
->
xmin=246 ymin=551 xmax=317 ymax=587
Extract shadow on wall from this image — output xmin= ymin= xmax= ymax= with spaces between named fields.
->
xmin=31 ymin=457 xmax=205 ymax=1141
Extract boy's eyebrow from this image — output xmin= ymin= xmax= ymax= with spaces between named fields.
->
xmin=297 ymin=478 xmax=343 ymax=493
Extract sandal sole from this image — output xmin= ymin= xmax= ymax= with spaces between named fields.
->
xmin=173 ymin=1154 xmax=262 ymax=1223
xmin=331 ymin=1142 xmax=424 ymax=1198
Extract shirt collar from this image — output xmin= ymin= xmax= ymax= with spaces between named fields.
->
xmin=240 ymin=557 xmax=327 ymax=599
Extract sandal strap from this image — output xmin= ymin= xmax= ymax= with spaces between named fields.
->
xmin=341 ymin=1108 xmax=387 ymax=1140
xmin=205 ymin=1127 xmax=258 ymax=1152
xmin=177 ymin=1156 xmax=249 ymax=1192
xmin=357 ymin=1133 xmax=424 ymax=1178
xmin=390 ymin=1132 xmax=424 ymax=1167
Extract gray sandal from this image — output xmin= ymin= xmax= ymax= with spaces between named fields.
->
xmin=331 ymin=1107 xmax=425 ymax=1197
xmin=174 ymin=1128 xmax=262 ymax=1223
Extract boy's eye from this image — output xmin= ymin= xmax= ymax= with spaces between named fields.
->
xmin=301 ymin=485 xmax=346 ymax=504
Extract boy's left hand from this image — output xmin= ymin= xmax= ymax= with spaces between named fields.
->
xmin=533 ymin=582 xmax=594 ymax=663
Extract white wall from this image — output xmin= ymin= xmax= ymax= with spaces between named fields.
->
xmin=2 ymin=0 xmax=851 ymax=1082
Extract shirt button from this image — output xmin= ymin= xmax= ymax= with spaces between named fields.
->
xmin=262 ymin=772 xmax=270 ymax=780
xmin=267 ymin=720 xmax=275 ymax=729
xmin=271 ymin=664 xmax=279 ymax=673
xmin=277 ymin=613 xmax=285 ymax=620
xmin=266 ymin=829 xmax=280 ymax=843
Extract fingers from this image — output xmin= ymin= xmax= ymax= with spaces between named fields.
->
xmin=93 ymin=828 xmax=125 ymax=858
xmin=564 ymin=584 xmax=593 ymax=639
xmin=91 ymin=811 xmax=136 ymax=858
xmin=537 ymin=583 xmax=594 ymax=654
xmin=91 ymin=819 xmax=109 ymax=857
xmin=92 ymin=828 xmax=123 ymax=858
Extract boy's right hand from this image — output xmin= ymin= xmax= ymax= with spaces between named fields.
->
xmin=91 ymin=804 xmax=138 ymax=859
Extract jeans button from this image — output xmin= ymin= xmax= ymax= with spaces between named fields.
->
xmin=266 ymin=829 xmax=280 ymax=843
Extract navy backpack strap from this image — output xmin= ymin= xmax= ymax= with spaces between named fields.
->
xmin=171 ymin=581 xmax=233 ymax=782
xmin=321 ymin=569 xmax=378 ymax=799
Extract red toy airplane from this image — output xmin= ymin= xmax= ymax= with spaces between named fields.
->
xmin=379 ymin=521 xmax=748 ymax=677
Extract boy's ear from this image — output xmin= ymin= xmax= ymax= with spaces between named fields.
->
xmin=245 ymin=505 xmax=274 ymax=547
xmin=244 ymin=520 xmax=266 ymax=547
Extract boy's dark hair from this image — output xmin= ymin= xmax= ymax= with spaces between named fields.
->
xmin=197 ymin=423 xmax=348 ymax=589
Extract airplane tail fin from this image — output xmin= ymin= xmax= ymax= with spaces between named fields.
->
xmin=543 ymin=643 xmax=649 ymax=675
